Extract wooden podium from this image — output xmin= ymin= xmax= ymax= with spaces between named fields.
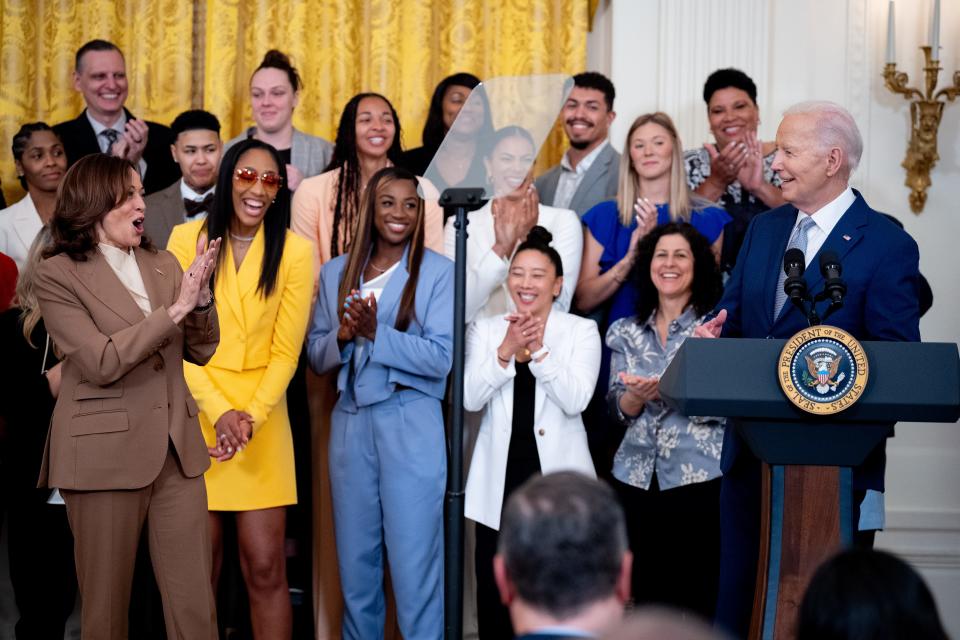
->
xmin=659 ymin=338 xmax=960 ymax=640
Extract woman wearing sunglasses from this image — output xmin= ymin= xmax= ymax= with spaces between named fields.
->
xmin=167 ymin=139 xmax=313 ymax=638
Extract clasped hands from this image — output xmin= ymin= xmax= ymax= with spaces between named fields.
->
xmin=210 ymin=409 xmax=252 ymax=462
xmin=491 ymin=183 xmax=539 ymax=259
xmin=338 ymin=289 xmax=378 ymax=345
xmin=705 ymin=130 xmax=765 ymax=192
xmin=108 ymin=118 xmax=150 ymax=165
xmin=497 ymin=311 xmax=544 ymax=366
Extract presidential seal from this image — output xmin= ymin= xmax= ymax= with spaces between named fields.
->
xmin=778 ymin=325 xmax=869 ymax=415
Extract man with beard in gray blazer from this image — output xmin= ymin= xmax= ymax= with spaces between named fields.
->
xmin=144 ymin=110 xmax=223 ymax=247
xmin=535 ymin=72 xmax=619 ymax=218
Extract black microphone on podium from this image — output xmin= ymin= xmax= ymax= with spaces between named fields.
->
xmin=783 ymin=248 xmax=807 ymax=306
xmin=819 ymin=250 xmax=846 ymax=305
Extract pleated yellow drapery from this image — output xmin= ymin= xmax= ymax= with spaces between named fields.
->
xmin=205 ymin=0 xmax=587 ymax=172
xmin=0 ymin=0 xmax=196 ymax=205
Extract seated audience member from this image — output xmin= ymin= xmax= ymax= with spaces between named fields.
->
xmin=602 ymin=608 xmax=727 ymax=640
xmin=495 ymin=471 xmax=631 ymax=639
xmin=536 ymin=72 xmax=619 ymax=217
xmin=224 ymin=50 xmax=333 ymax=192
xmin=606 ymin=222 xmax=725 ymax=620
xmin=293 ymin=92 xmax=444 ymax=283
xmin=168 ymin=139 xmax=313 ymax=639
xmin=400 ymin=72 xmax=491 ymax=189
xmin=444 ymin=126 xmax=582 ymax=323
xmin=144 ymin=110 xmax=223 ymax=247
xmin=307 ymin=167 xmax=453 ymax=640
xmin=464 ymin=227 xmax=600 ymax=639
xmin=54 ymin=39 xmax=179 ymax=194
xmin=684 ymin=68 xmax=784 ymax=273
xmin=0 ymin=228 xmax=78 ymax=639
xmin=797 ymin=549 xmax=948 ymax=640
xmin=0 ymin=123 xmax=67 ymax=269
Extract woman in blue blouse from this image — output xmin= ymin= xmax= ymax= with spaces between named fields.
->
xmin=606 ymin=221 xmax=724 ymax=619
xmin=576 ymin=112 xmax=729 ymax=327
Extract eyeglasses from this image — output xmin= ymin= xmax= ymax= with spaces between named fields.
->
xmin=233 ymin=167 xmax=283 ymax=193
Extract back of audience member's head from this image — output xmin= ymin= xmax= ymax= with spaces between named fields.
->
xmin=573 ymin=71 xmax=616 ymax=111
xmin=797 ymin=548 xmax=948 ymax=640
xmin=602 ymin=607 xmax=728 ymax=640
xmin=496 ymin=471 xmax=630 ymax=620
xmin=171 ymin=110 xmax=221 ymax=140
xmin=702 ymin=67 xmax=757 ymax=105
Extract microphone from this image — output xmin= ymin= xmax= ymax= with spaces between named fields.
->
xmin=819 ymin=250 xmax=846 ymax=304
xmin=782 ymin=248 xmax=807 ymax=304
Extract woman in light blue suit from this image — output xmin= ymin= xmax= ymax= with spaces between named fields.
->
xmin=307 ymin=166 xmax=453 ymax=640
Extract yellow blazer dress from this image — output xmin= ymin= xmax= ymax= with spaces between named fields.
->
xmin=167 ymin=219 xmax=313 ymax=510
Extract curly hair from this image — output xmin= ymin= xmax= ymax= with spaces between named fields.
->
xmin=630 ymin=222 xmax=722 ymax=323
xmin=45 ymin=154 xmax=154 ymax=261
xmin=325 ymin=93 xmax=404 ymax=259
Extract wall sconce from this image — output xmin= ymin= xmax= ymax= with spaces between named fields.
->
xmin=882 ymin=0 xmax=960 ymax=213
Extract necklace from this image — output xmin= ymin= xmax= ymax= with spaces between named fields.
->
xmin=230 ymin=231 xmax=256 ymax=242
xmin=367 ymin=260 xmax=392 ymax=274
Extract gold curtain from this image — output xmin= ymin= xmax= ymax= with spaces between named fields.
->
xmin=0 ymin=0 xmax=196 ymax=205
xmin=205 ymin=0 xmax=587 ymax=169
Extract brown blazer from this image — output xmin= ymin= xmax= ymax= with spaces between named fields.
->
xmin=34 ymin=246 xmax=219 ymax=490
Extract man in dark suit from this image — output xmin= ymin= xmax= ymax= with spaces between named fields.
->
xmin=144 ymin=110 xmax=223 ymax=247
xmin=535 ymin=72 xmax=619 ymax=217
xmin=53 ymin=39 xmax=180 ymax=195
xmin=698 ymin=101 xmax=921 ymax=637
xmin=494 ymin=472 xmax=631 ymax=639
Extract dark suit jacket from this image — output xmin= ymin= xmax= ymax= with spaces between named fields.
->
xmin=535 ymin=143 xmax=620 ymax=217
xmin=515 ymin=633 xmax=593 ymax=640
xmin=144 ymin=180 xmax=189 ymax=248
xmin=34 ymin=247 xmax=219 ymax=490
xmin=53 ymin=109 xmax=180 ymax=195
xmin=717 ymin=189 xmax=921 ymax=490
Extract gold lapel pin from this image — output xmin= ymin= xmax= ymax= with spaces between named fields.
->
xmin=155 ymin=268 xmax=165 ymax=276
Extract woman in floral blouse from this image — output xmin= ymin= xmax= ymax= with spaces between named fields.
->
xmin=606 ymin=221 xmax=724 ymax=619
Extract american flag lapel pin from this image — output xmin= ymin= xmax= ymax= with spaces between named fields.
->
xmin=842 ymin=235 xmax=851 ymax=241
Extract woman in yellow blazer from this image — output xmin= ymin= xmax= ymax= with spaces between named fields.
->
xmin=167 ymin=139 xmax=313 ymax=639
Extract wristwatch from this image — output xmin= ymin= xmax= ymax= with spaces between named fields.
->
xmin=194 ymin=292 xmax=215 ymax=313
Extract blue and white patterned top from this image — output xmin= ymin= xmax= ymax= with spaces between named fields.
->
xmin=606 ymin=308 xmax=725 ymax=490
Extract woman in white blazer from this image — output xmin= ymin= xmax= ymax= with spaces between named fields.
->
xmin=463 ymin=226 xmax=600 ymax=639
xmin=0 ymin=123 xmax=66 ymax=270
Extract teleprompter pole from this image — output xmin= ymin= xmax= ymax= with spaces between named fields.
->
xmin=442 ymin=188 xmax=485 ymax=640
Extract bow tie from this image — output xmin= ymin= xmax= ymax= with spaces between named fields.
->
xmin=184 ymin=192 xmax=214 ymax=218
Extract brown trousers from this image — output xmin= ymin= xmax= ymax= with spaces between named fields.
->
xmin=62 ymin=446 xmax=217 ymax=640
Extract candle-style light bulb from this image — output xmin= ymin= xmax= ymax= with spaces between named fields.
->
xmin=886 ymin=1 xmax=896 ymax=64
xmin=930 ymin=0 xmax=940 ymax=59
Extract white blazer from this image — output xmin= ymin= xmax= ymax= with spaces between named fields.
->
xmin=443 ymin=201 xmax=582 ymax=324
xmin=0 ymin=194 xmax=43 ymax=271
xmin=464 ymin=310 xmax=600 ymax=530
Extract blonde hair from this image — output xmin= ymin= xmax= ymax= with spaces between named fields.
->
xmin=17 ymin=226 xmax=54 ymax=347
xmin=616 ymin=112 xmax=705 ymax=227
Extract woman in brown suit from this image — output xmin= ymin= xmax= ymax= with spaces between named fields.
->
xmin=34 ymin=153 xmax=223 ymax=640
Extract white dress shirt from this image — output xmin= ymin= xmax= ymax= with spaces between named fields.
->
xmin=98 ymin=243 xmax=152 ymax=316
xmin=180 ymin=180 xmax=215 ymax=202
xmin=552 ymin=139 xmax=609 ymax=210
xmin=794 ymin=187 xmax=855 ymax=264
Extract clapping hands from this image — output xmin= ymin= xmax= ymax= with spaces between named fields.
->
xmin=339 ymin=290 xmax=378 ymax=344
xmin=497 ymin=311 xmax=544 ymax=366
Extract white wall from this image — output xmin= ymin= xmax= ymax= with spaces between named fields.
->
xmin=590 ymin=0 xmax=960 ymax=633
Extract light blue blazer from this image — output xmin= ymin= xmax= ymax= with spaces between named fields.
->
xmin=307 ymin=247 xmax=454 ymax=412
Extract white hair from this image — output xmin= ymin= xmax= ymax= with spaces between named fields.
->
xmin=783 ymin=101 xmax=863 ymax=174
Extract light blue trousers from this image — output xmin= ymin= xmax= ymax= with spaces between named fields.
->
xmin=329 ymin=389 xmax=446 ymax=640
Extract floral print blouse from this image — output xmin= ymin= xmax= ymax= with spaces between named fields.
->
xmin=606 ymin=308 xmax=725 ymax=490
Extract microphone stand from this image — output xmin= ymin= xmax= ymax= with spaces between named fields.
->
xmin=440 ymin=187 xmax=485 ymax=640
